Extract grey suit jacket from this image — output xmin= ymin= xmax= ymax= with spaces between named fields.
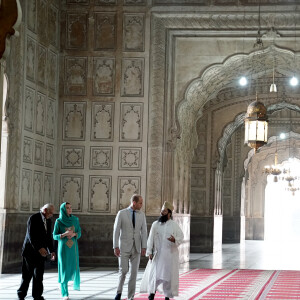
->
xmin=113 ymin=207 xmax=147 ymax=253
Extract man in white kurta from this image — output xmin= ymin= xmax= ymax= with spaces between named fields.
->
xmin=140 ymin=201 xmax=184 ymax=300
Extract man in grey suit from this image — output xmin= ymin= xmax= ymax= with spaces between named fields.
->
xmin=113 ymin=194 xmax=147 ymax=300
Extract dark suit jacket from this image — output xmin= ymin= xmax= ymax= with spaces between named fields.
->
xmin=21 ymin=212 xmax=54 ymax=259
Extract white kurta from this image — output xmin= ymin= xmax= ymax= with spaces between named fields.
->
xmin=140 ymin=219 xmax=184 ymax=297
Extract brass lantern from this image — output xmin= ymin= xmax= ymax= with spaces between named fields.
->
xmin=244 ymin=95 xmax=268 ymax=152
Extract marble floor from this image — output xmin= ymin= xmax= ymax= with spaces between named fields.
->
xmin=1 ymin=240 xmax=300 ymax=300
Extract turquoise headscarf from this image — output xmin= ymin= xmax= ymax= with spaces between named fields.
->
xmin=57 ymin=202 xmax=77 ymax=227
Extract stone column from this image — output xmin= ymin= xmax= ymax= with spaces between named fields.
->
xmin=0 ymin=62 xmax=4 ymax=164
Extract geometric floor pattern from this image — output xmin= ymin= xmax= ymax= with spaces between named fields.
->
xmin=3 ymin=268 xmax=300 ymax=300
xmin=3 ymin=241 xmax=300 ymax=300
xmin=134 ymin=269 xmax=284 ymax=300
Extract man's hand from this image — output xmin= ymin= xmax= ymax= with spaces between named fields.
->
xmin=39 ymin=248 xmax=48 ymax=257
xmin=149 ymin=254 xmax=153 ymax=260
xmin=141 ymin=248 xmax=146 ymax=257
xmin=114 ymin=247 xmax=120 ymax=257
xmin=50 ymin=252 xmax=56 ymax=261
xmin=167 ymin=235 xmax=175 ymax=243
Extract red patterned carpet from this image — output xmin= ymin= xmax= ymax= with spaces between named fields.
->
xmin=133 ymin=269 xmax=300 ymax=299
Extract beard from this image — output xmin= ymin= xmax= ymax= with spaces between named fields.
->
xmin=158 ymin=214 xmax=168 ymax=223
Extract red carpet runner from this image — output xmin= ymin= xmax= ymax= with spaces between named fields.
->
xmin=133 ymin=269 xmax=300 ymax=299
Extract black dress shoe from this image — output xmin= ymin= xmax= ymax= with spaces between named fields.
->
xmin=148 ymin=294 xmax=155 ymax=300
xmin=115 ymin=293 xmax=121 ymax=300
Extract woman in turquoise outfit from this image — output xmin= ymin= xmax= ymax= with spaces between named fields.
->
xmin=53 ymin=202 xmax=81 ymax=300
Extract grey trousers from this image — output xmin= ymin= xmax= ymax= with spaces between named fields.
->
xmin=117 ymin=246 xmax=140 ymax=299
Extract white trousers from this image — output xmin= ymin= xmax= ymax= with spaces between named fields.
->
xmin=156 ymin=279 xmax=173 ymax=298
xmin=117 ymin=246 xmax=140 ymax=299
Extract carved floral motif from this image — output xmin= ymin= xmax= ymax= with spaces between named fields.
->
xmin=90 ymin=147 xmax=112 ymax=170
xmin=91 ymin=102 xmax=114 ymax=141
xmin=89 ymin=176 xmax=111 ymax=212
xmin=61 ymin=175 xmax=83 ymax=211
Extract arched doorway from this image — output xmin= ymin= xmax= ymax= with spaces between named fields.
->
xmin=265 ymin=159 xmax=300 ymax=242
xmin=186 ymin=47 xmax=300 ymax=253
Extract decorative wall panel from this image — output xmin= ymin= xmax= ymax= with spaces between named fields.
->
xmin=26 ymin=37 xmax=36 ymax=82
xmin=193 ymin=115 xmax=207 ymax=164
xmin=34 ymin=140 xmax=44 ymax=166
xmin=90 ymin=146 xmax=113 ymax=170
xmin=224 ymin=159 xmax=232 ymax=178
xmin=191 ymin=190 xmax=206 ymax=215
xmin=61 ymin=175 xmax=83 ymax=211
xmin=24 ymin=87 xmax=35 ymax=132
xmin=89 ymin=176 xmax=111 ymax=212
xmin=123 ymin=14 xmax=145 ymax=52
xmin=91 ymin=102 xmax=114 ymax=141
xmin=62 ymin=146 xmax=85 ymax=169
xmin=37 ymin=44 xmax=47 ymax=87
xmin=223 ymin=197 xmax=231 ymax=216
xmin=223 ymin=180 xmax=232 ymax=197
xmin=119 ymin=147 xmax=142 ymax=170
xmin=66 ymin=13 xmax=88 ymax=50
xmin=121 ymin=58 xmax=144 ymax=96
xmin=191 ymin=168 xmax=206 ymax=188
xmin=124 ymin=0 xmax=146 ymax=5
xmin=48 ymin=5 xmax=58 ymax=47
xmin=63 ymin=102 xmax=86 ymax=140
xmin=93 ymin=57 xmax=115 ymax=96
xmin=21 ymin=169 xmax=32 ymax=211
xmin=64 ymin=57 xmax=87 ymax=95
xmin=240 ymin=0 xmax=297 ymax=4
xmin=120 ymin=103 xmax=143 ymax=141
xmin=48 ymin=50 xmax=57 ymax=92
xmin=46 ymin=97 xmax=55 ymax=139
xmin=67 ymin=0 xmax=89 ymax=3
xmin=37 ymin=0 xmax=48 ymax=45
xmin=36 ymin=92 xmax=46 ymax=136
xmin=153 ymin=0 xmax=207 ymax=3
xmin=23 ymin=137 xmax=33 ymax=164
xmin=44 ymin=173 xmax=53 ymax=204
xmin=118 ymin=177 xmax=140 ymax=210
xmin=45 ymin=144 xmax=54 ymax=168
xmin=32 ymin=171 xmax=43 ymax=210
xmin=95 ymin=0 xmax=116 ymax=4
xmin=94 ymin=13 xmax=116 ymax=50
xmin=27 ymin=0 xmax=36 ymax=33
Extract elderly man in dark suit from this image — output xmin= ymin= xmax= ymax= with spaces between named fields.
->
xmin=17 ymin=203 xmax=56 ymax=300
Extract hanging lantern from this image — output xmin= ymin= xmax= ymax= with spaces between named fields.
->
xmin=244 ymin=95 xmax=268 ymax=152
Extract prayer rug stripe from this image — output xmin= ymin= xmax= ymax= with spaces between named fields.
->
xmin=131 ymin=269 xmax=300 ymax=299
xmin=133 ymin=269 xmax=233 ymax=300
xmin=192 ymin=270 xmax=275 ymax=300
xmin=257 ymin=270 xmax=300 ymax=300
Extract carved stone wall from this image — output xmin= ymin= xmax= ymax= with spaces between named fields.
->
xmin=19 ymin=0 xmax=59 ymax=212
xmin=2 ymin=0 xmax=300 ymax=272
xmin=0 ymin=0 xmax=59 ymax=271
xmin=58 ymin=1 xmax=149 ymax=219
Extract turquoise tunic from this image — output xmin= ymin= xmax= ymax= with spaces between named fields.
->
xmin=53 ymin=203 xmax=81 ymax=290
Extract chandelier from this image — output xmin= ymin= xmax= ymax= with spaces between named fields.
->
xmin=244 ymin=1 xmax=269 ymax=153
xmin=286 ymin=179 xmax=300 ymax=196
xmin=244 ymin=94 xmax=269 ymax=152
xmin=263 ymin=152 xmax=281 ymax=182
